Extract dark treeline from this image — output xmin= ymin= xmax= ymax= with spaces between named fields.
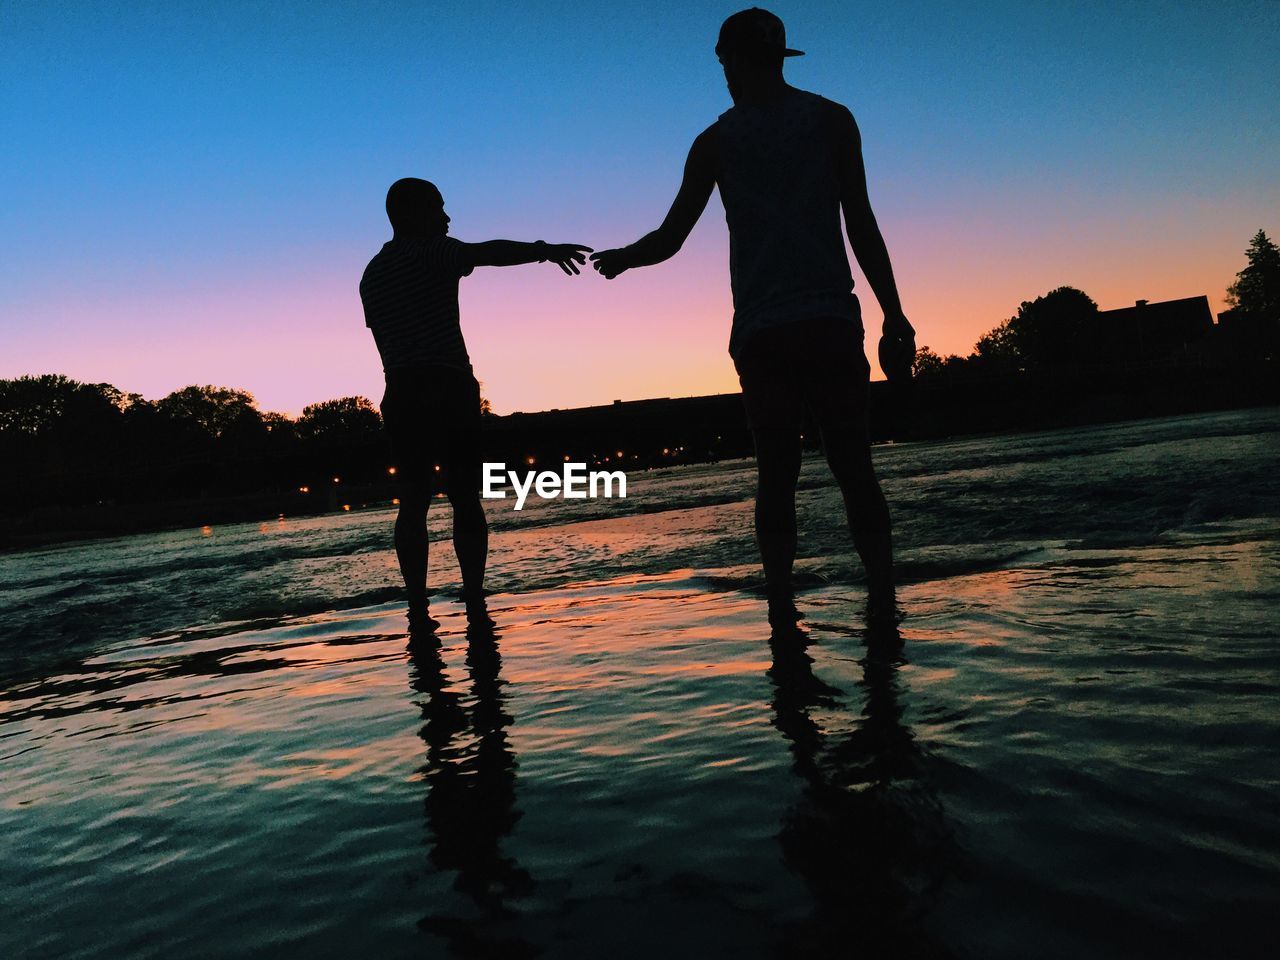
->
xmin=916 ymin=229 xmax=1279 ymax=379
xmin=0 ymin=381 xmax=395 ymax=546
xmin=3 ymin=230 xmax=1277 ymax=549
xmin=899 ymin=230 xmax=1280 ymax=434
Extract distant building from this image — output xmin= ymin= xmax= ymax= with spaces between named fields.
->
xmin=1092 ymin=295 xmax=1215 ymax=360
xmin=1216 ymin=305 xmax=1278 ymax=360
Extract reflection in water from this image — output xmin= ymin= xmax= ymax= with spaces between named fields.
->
xmin=407 ymin=613 xmax=537 ymax=957
xmin=768 ymin=623 xmax=957 ymax=958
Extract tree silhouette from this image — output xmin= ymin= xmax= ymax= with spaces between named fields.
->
xmin=1005 ymin=286 xmax=1098 ymax=366
xmin=917 ymin=346 xmax=966 ymax=381
xmin=296 ymin=396 xmax=382 ymax=443
xmin=912 ymin=346 xmax=945 ymax=378
xmin=0 ymin=375 xmax=122 ymax=437
xmin=157 ymin=385 xmax=262 ymax=439
xmin=260 ymin=411 xmax=295 ymax=438
xmin=963 ymin=286 xmax=1100 ymax=370
xmin=1226 ymin=229 xmax=1280 ymax=319
xmin=972 ymin=319 xmax=1020 ymax=368
xmin=913 ymin=345 xmax=968 ymax=381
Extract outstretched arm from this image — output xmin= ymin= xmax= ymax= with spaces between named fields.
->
xmin=834 ymin=108 xmax=914 ymax=346
xmin=591 ymin=127 xmax=717 ymax=279
xmin=467 ymin=240 xmax=593 ymax=275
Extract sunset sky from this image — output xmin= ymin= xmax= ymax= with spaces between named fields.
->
xmin=3 ymin=0 xmax=1278 ymax=415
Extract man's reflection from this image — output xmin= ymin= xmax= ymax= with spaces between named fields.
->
xmin=407 ymin=609 xmax=536 ymax=957
xmin=768 ymin=623 xmax=956 ymax=958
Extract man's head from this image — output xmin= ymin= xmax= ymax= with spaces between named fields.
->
xmin=716 ymin=8 xmax=803 ymax=97
xmin=385 ymin=177 xmax=450 ymax=237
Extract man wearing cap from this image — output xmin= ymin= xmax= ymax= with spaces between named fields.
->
xmin=591 ymin=7 xmax=916 ymax=626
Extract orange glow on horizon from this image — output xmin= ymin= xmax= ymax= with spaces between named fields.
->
xmin=10 ymin=195 xmax=1254 ymax=416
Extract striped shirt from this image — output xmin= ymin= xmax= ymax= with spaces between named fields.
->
xmin=359 ymin=236 xmax=476 ymax=372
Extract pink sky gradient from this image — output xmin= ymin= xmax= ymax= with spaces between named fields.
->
xmin=5 ymin=191 xmax=1259 ymax=417
xmin=5 ymin=2 xmax=1276 ymax=416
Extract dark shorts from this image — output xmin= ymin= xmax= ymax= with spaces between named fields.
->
xmin=734 ymin=314 xmax=870 ymax=437
xmin=380 ymin=365 xmax=482 ymax=496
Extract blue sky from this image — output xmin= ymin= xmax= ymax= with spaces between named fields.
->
xmin=3 ymin=0 xmax=1277 ymax=413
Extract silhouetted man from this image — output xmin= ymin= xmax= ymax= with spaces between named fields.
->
xmin=591 ymin=8 xmax=915 ymax=624
xmin=361 ymin=177 xmax=590 ymax=632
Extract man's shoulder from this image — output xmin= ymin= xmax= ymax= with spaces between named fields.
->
xmin=719 ymin=87 xmax=854 ymax=125
xmin=361 ymin=242 xmax=396 ymax=279
xmin=360 ymin=244 xmax=387 ymax=285
xmin=797 ymin=91 xmax=857 ymax=144
xmin=793 ymin=88 xmax=853 ymax=120
xmin=365 ymin=239 xmax=402 ymax=262
xmin=695 ymin=119 xmax=721 ymax=147
xmin=363 ymin=238 xmax=438 ymax=269
xmin=686 ymin=121 xmax=721 ymax=174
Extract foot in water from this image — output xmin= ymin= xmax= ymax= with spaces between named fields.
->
xmin=407 ymin=602 xmax=440 ymax=637
xmin=767 ymin=589 xmax=803 ymax=631
xmin=462 ymin=590 xmax=496 ymax=628
xmin=866 ymin=587 xmax=901 ymax=627
xmin=864 ymin=595 xmax=905 ymax=662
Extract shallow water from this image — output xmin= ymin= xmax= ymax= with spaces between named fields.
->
xmin=2 ymin=409 xmax=1278 ymax=958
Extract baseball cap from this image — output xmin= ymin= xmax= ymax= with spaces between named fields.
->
xmin=715 ymin=8 xmax=805 ymax=59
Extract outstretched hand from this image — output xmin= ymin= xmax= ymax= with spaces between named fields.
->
xmin=589 ymin=248 xmax=631 ymax=280
xmin=545 ymin=244 xmax=593 ymax=275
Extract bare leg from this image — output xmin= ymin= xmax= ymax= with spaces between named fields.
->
xmin=448 ymin=489 xmax=488 ymax=600
xmin=394 ymin=488 xmax=437 ymax=631
xmin=753 ymin=428 xmax=804 ymax=626
xmin=821 ymin=423 xmax=894 ymax=609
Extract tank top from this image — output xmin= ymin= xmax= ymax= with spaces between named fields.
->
xmin=714 ymin=87 xmax=859 ymax=358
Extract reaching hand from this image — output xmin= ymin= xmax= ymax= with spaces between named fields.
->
xmin=544 ymin=243 xmax=593 ymax=275
xmin=589 ymin=248 xmax=631 ymax=280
